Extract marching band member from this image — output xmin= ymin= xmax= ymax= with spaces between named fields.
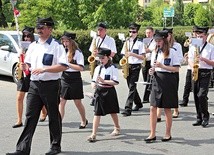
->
xmin=87 ymin=48 xmax=120 ymax=142
xmin=89 ymin=22 xmax=117 ymax=60
xmin=180 ymin=26 xmax=197 ymax=107
xmin=188 ymin=26 xmax=214 ymax=127
xmin=13 ymin=26 xmax=47 ymax=128
xmin=142 ymin=26 xmax=156 ymax=104
xmin=156 ymin=28 xmax=183 ymax=121
xmin=144 ymin=30 xmax=180 ymax=143
xmin=121 ymin=22 xmax=145 ymax=116
xmin=59 ymin=31 xmax=88 ymax=129
xmin=7 ymin=17 xmax=68 ymax=155
xmin=88 ymin=22 xmax=117 ymax=105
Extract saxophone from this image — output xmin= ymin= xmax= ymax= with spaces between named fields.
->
xmin=88 ymin=38 xmax=96 ymax=76
xmin=119 ymin=38 xmax=129 ymax=79
xmin=192 ymin=46 xmax=199 ymax=81
xmin=16 ymin=52 xmax=25 ymax=80
xmin=207 ymin=33 xmax=214 ymax=45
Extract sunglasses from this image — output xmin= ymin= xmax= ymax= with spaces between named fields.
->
xmin=24 ymin=34 xmax=31 ymax=38
xmin=129 ymin=31 xmax=137 ymax=33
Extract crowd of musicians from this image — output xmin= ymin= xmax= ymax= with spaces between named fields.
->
xmin=6 ymin=16 xmax=214 ymax=155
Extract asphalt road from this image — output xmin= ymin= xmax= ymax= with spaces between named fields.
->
xmin=0 ymin=65 xmax=214 ymax=155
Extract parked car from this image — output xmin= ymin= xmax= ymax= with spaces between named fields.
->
xmin=0 ymin=31 xmax=38 ymax=84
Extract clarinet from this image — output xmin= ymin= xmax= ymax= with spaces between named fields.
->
xmin=147 ymin=46 xmax=160 ymax=91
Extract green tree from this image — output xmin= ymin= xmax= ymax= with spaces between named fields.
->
xmin=173 ymin=0 xmax=184 ymax=25
xmin=0 ymin=0 xmax=8 ymax=27
xmin=183 ymin=3 xmax=200 ymax=26
xmin=194 ymin=5 xmax=210 ymax=26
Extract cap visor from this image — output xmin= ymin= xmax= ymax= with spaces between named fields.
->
xmin=36 ymin=24 xmax=45 ymax=29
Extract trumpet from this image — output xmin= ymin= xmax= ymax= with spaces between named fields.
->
xmin=88 ymin=37 xmax=97 ymax=77
xmin=119 ymin=38 xmax=129 ymax=79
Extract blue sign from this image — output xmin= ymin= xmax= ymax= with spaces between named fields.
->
xmin=163 ymin=7 xmax=174 ymax=17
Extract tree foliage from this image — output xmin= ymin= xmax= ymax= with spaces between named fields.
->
xmin=194 ymin=5 xmax=210 ymax=26
xmin=0 ymin=0 xmax=213 ymax=29
xmin=173 ymin=0 xmax=184 ymax=25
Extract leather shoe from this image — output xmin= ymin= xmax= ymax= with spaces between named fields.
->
xmin=157 ymin=118 xmax=161 ymax=122
xmin=45 ymin=148 xmax=61 ymax=155
xmin=142 ymin=100 xmax=149 ymax=103
xmin=201 ymin=120 xmax=209 ymax=127
xmin=172 ymin=112 xmax=179 ymax=118
xmin=121 ymin=110 xmax=131 ymax=117
xmin=144 ymin=136 xmax=156 ymax=143
xmin=192 ymin=120 xmax=202 ymax=126
xmin=132 ymin=105 xmax=143 ymax=111
xmin=39 ymin=117 xmax=46 ymax=122
xmin=161 ymin=136 xmax=172 ymax=142
xmin=79 ymin=119 xmax=88 ymax=129
xmin=6 ymin=151 xmax=29 ymax=155
xmin=179 ymin=102 xmax=188 ymax=107
xmin=12 ymin=123 xmax=23 ymax=128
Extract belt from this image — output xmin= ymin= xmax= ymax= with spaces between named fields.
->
xmin=97 ymin=84 xmax=113 ymax=88
xmin=32 ymin=79 xmax=60 ymax=83
xmin=129 ymin=64 xmax=141 ymax=66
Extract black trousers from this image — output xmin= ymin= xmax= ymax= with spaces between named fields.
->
xmin=182 ymin=69 xmax=192 ymax=104
xmin=125 ymin=64 xmax=142 ymax=110
xmin=16 ymin=80 xmax=62 ymax=154
xmin=193 ymin=69 xmax=211 ymax=121
xmin=142 ymin=60 xmax=151 ymax=101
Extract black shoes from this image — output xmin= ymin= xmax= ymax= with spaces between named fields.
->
xmin=172 ymin=112 xmax=179 ymax=118
xmin=144 ymin=136 xmax=156 ymax=143
xmin=6 ymin=151 xmax=29 ymax=155
xmin=39 ymin=117 xmax=46 ymax=122
xmin=12 ymin=123 xmax=23 ymax=128
xmin=179 ymin=102 xmax=188 ymax=107
xmin=45 ymin=148 xmax=61 ymax=155
xmin=121 ymin=110 xmax=131 ymax=117
xmin=192 ymin=120 xmax=202 ymax=126
xmin=201 ymin=120 xmax=209 ymax=127
xmin=157 ymin=118 xmax=161 ymax=122
xmin=132 ymin=105 xmax=143 ymax=111
xmin=161 ymin=136 xmax=172 ymax=142
xmin=79 ymin=120 xmax=88 ymax=129
xmin=142 ymin=100 xmax=149 ymax=103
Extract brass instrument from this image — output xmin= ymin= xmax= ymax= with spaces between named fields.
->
xmin=119 ymin=38 xmax=129 ymax=79
xmin=88 ymin=38 xmax=96 ymax=76
xmin=207 ymin=33 xmax=214 ymax=45
xmin=16 ymin=53 xmax=25 ymax=80
xmin=184 ymin=38 xmax=191 ymax=47
xmin=192 ymin=46 xmax=199 ymax=81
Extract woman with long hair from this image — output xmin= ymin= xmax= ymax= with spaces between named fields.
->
xmin=59 ymin=31 xmax=88 ymax=129
xmin=144 ymin=30 xmax=180 ymax=143
xmin=156 ymin=28 xmax=183 ymax=121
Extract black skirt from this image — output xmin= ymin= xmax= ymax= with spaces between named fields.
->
xmin=60 ymin=71 xmax=84 ymax=100
xmin=94 ymin=86 xmax=120 ymax=116
xmin=150 ymin=72 xmax=178 ymax=108
xmin=17 ymin=74 xmax=31 ymax=92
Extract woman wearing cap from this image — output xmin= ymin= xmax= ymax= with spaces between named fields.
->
xmin=87 ymin=48 xmax=120 ymax=142
xmin=144 ymin=30 xmax=180 ymax=143
xmin=13 ymin=26 xmax=47 ymax=128
xmin=156 ymin=28 xmax=183 ymax=121
xmin=59 ymin=31 xmax=88 ymax=129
